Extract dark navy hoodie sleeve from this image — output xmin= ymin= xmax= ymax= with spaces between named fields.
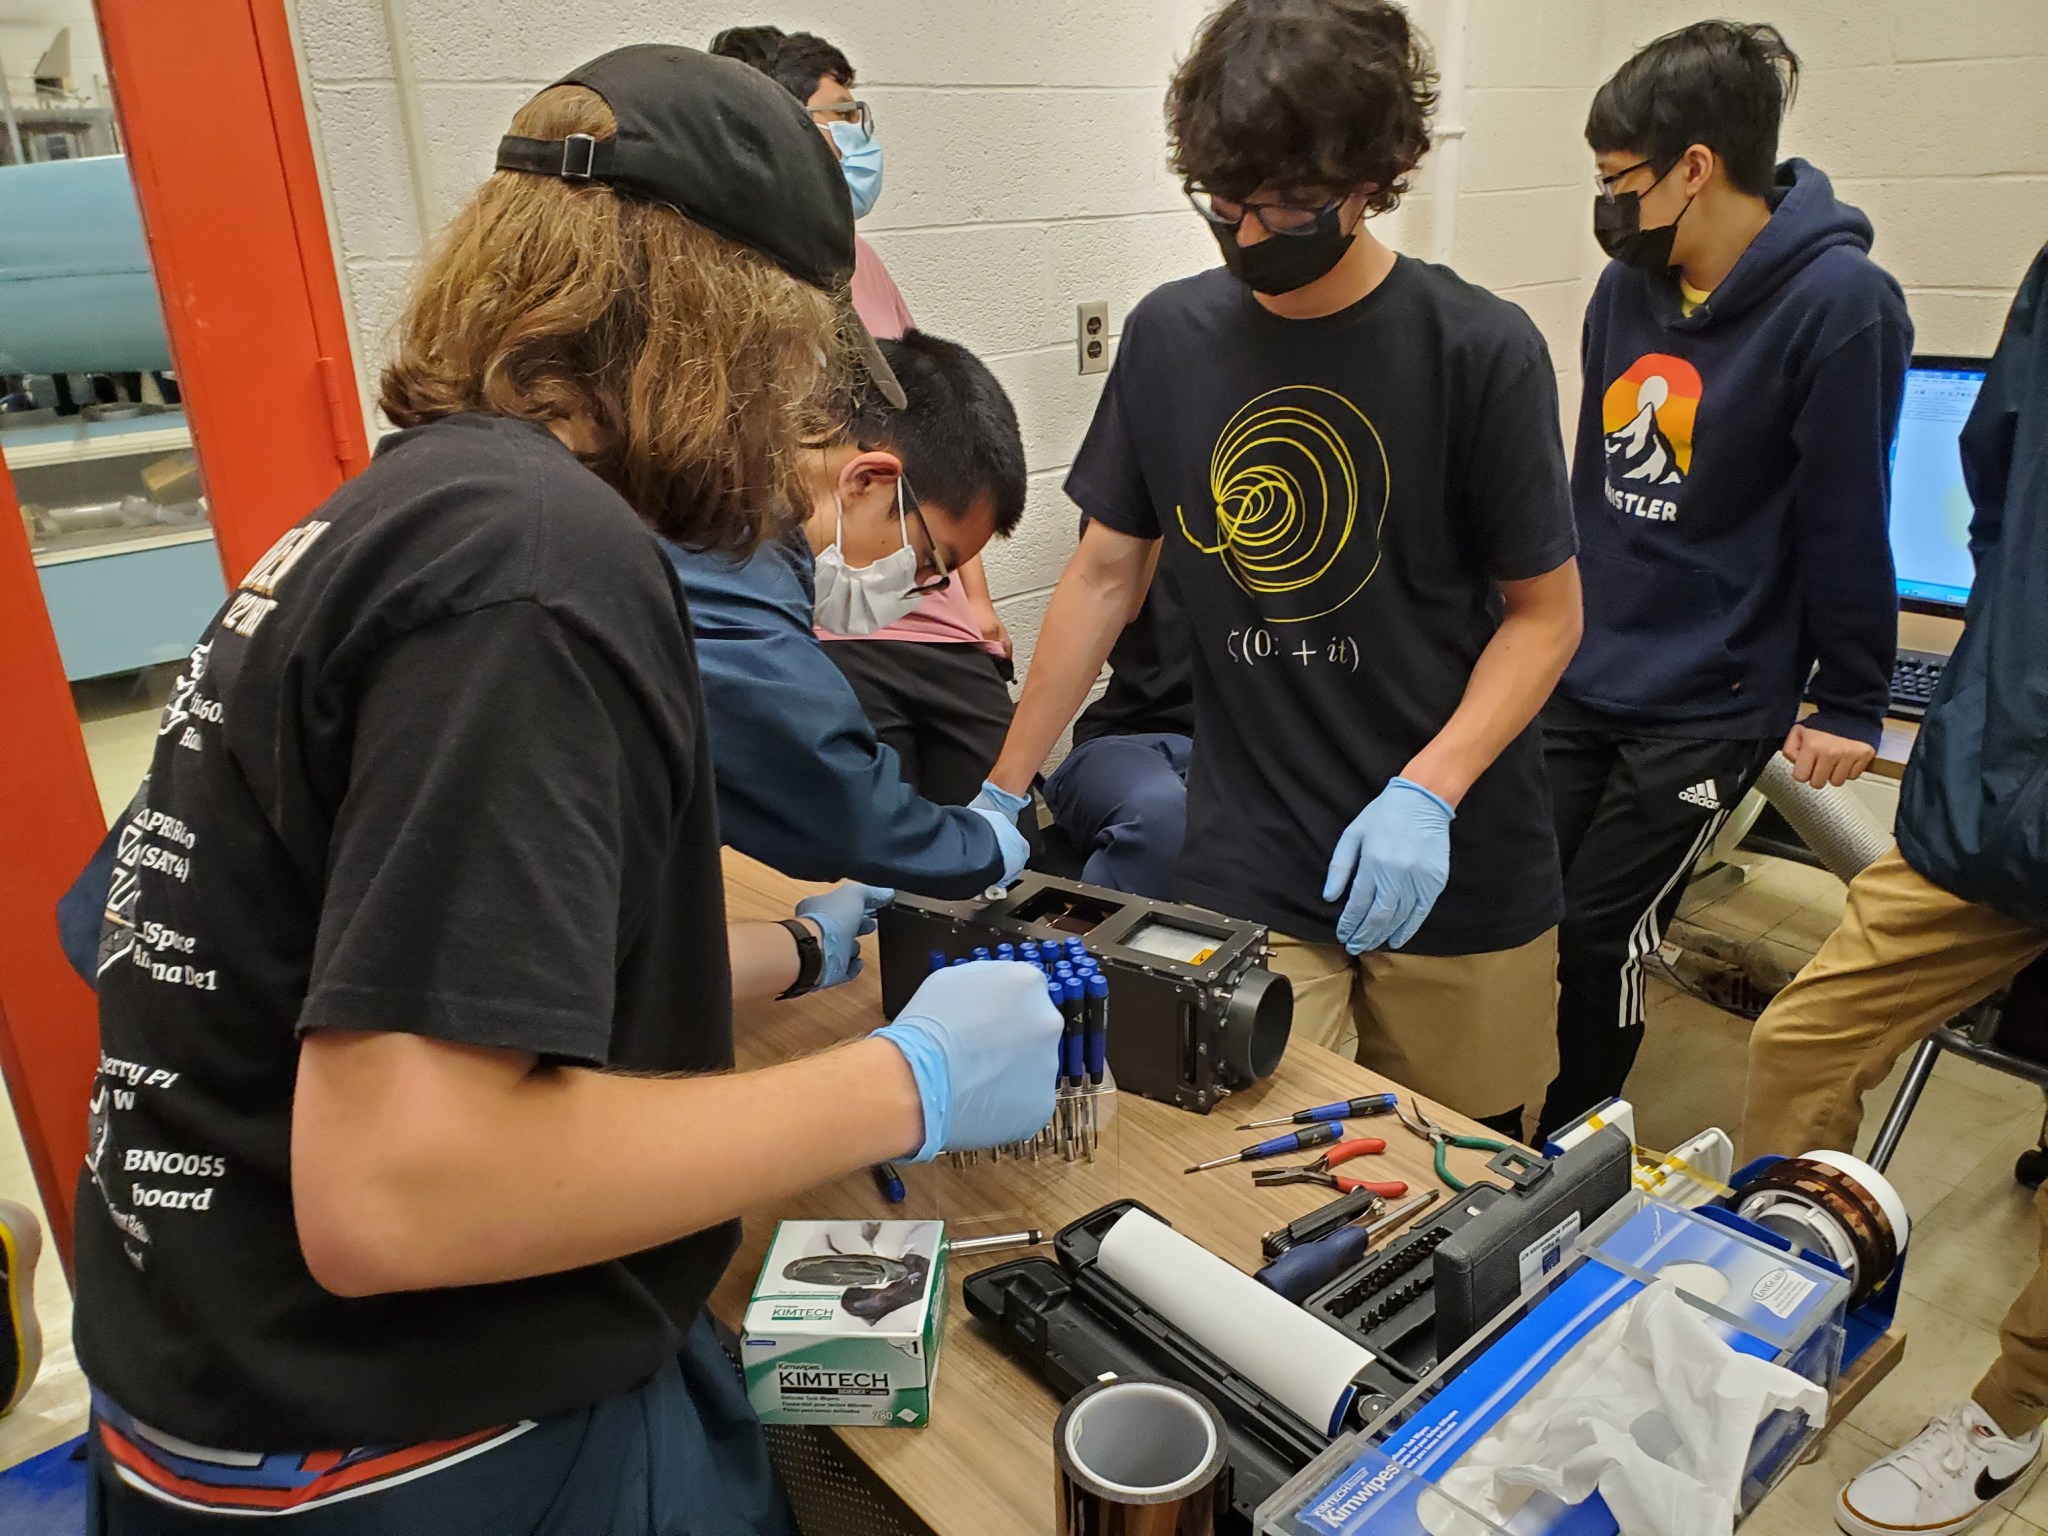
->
xmin=1793 ymin=311 xmax=1911 ymax=745
xmin=662 ymin=536 xmax=1004 ymax=897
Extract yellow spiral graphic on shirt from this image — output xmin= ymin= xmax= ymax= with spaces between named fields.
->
xmin=1176 ymin=385 xmax=1388 ymax=623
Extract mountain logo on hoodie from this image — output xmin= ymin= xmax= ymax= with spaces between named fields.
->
xmin=1600 ymin=353 xmax=1703 ymax=523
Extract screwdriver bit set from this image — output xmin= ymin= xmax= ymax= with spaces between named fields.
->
xmin=878 ymin=872 xmax=1293 ymax=1116
xmin=944 ymin=936 xmax=1112 ymax=1166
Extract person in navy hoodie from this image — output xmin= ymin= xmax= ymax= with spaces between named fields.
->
xmin=1538 ymin=21 xmax=1911 ymax=1137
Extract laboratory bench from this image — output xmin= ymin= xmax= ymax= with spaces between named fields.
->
xmin=713 ymin=852 xmax=1902 ymax=1536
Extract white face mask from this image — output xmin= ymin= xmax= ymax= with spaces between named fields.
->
xmin=813 ymin=478 xmax=926 ymax=636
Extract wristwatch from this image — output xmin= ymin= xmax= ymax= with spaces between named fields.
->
xmin=777 ymin=918 xmax=824 ymax=999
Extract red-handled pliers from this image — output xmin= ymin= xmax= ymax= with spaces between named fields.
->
xmin=1251 ymin=1136 xmax=1408 ymax=1198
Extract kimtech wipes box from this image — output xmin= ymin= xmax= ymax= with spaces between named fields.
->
xmin=741 ymin=1220 xmax=948 ymax=1427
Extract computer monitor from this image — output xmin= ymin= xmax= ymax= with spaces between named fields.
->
xmin=1888 ymin=355 xmax=1988 ymax=616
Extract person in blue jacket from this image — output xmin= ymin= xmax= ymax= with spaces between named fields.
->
xmin=1539 ymin=21 xmax=1911 ymax=1136
xmin=664 ymin=328 xmax=1031 ymax=897
xmin=1745 ymin=243 xmax=2048 ymax=1536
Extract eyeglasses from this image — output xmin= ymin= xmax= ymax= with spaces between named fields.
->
xmin=1185 ymin=185 xmax=1340 ymax=237
xmin=901 ymin=479 xmax=951 ymax=595
xmin=809 ymin=99 xmax=873 ymax=135
xmin=1594 ymin=158 xmax=1661 ymax=202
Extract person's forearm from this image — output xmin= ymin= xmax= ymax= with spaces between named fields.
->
xmin=294 ymin=1031 xmax=921 ymax=1296
xmin=728 ymin=919 xmax=813 ymax=1000
xmin=990 ymin=538 xmax=1150 ymax=795
xmin=1402 ymin=564 xmax=1582 ymax=808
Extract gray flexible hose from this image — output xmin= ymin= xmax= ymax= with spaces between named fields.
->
xmin=1754 ymin=755 xmax=1893 ymax=884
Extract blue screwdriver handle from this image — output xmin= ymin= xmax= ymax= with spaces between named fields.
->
xmin=1248 ymin=1122 xmax=1343 ymax=1161
xmin=1298 ymin=1103 xmax=1355 ymax=1124
xmin=1257 ymin=1224 xmax=1371 ymax=1302
xmin=1084 ymin=973 xmax=1109 ymax=1083
xmin=1060 ymin=976 xmax=1085 ymax=1084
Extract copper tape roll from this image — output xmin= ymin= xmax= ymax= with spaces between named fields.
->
xmin=1734 ymin=1157 xmax=1898 ymax=1307
xmin=1055 ymin=1378 xmax=1231 ymax=1536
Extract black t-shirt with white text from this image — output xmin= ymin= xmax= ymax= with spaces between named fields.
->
xmin=1067 ymin=260 xmax=1576 ymax=952
xmin=76 ymin=414 xmax=736 ymax=1450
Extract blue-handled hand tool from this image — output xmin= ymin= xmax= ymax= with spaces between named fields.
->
xmin=1238 ymin=1093 xmax=1399 ymax=1131
xmin=1254 ymin=1190 xmax=1441 ymax=1301
xmin=1183 ymin=1121 xmax=1343 ymax=1174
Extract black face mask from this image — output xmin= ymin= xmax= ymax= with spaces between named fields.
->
xmin=1212 ymin=202 xmax=1356 ymax=295
xmin=1593 ymin=169 xmax=1695 ymax=273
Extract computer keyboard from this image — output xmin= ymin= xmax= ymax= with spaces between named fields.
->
xmin=1889 ymin=649 xmax=1948 ymax=719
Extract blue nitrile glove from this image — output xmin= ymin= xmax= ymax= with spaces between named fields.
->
xmin=794 ymin=882 xmax=895 ymax=989
xmin=873 ymin=961 xmax=1063 ymax=1161
xmin=968 ymin=779 xmax=1031 ymax=885
xmin=1321 ymin=778 xmax=1455 ymax=954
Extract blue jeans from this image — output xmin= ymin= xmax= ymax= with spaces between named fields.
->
xmin=1042 ymin=733 xmax=1192 ymax=900
xmin=89 ymin=1312 xmax=797 ymax=1536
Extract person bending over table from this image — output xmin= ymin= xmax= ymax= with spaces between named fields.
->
xmin=661 ymin=328 xmax=1032 ymax=898
xmin=73 ymin=49 xmax=1058 ymax=1535
xmin=716 ymin=24 xmax=1021 ymax=807
xmin=983 ymin=0 xmax=1583 ymax=1135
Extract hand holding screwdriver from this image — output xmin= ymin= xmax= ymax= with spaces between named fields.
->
xmin=873 ymin=961 xmax=1062 ymax=1161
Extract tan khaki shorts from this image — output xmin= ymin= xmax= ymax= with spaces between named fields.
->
xmin=1266 ymin=927 xmax=1560 ymax=1121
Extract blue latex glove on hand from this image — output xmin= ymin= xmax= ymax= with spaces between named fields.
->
xmin=968 ymin=780 xmax=1031 ymax=885
xmin=794 ymin=882 xmax=894 ymax=989
xmin=1321 ymin=778 xmax=1455 ymax=954
xmin=873 ymin=961 xmax=1062 ymax=1161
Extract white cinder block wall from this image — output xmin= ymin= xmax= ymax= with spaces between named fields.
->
xmin=289 ymin=0 xmax=2048 ymax=693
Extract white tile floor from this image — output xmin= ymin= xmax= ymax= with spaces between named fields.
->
xmin=5 ymin=705 xmax=2045 ymax=1531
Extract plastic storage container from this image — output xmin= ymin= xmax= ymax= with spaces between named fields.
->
xmin=1256 ymin=1192 xmax=1849 ymax=1536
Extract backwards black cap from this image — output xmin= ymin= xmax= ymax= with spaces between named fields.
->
xmin=496 ymin=44 xmax=904 ymax=408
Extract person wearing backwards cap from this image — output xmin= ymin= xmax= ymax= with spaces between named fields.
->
xmin=73 ymin=46 xmax=1059 ymax=1534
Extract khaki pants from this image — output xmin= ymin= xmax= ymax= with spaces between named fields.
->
xmin=1268 ymin=927 xmax=1560 ymax=1122
xmin=1743 ymin=845 xmax=2048 ymax=1436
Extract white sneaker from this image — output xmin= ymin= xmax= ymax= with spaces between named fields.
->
xmin=1837 ymin=1399 xmax=2043 ymax=1535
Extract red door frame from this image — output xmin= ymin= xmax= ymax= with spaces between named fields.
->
xmin=0 ymin=0 xmax=367 ymax=1267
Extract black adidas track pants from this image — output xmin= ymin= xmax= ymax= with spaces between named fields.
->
xmin=1537 ymin=721 xmax=1779 ymax=1139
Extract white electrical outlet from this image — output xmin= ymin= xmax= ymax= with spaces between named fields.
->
xmin=1076 ymin=301 xmax=1109 ymax=375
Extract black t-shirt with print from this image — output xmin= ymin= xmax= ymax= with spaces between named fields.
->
xmin=1072 ymin=518 xmax=1195 ymax=748
xmin=75 ymin=414 xmax=737 ymax=1450
xmin=1068 ymin=259 xmax=1577 ymax=953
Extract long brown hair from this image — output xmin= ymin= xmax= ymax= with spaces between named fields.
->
xmin=379 ymin=85 xmax=846 ymax=553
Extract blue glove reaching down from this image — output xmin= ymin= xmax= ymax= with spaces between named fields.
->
xmin=794 ymin=882 xmax=895 ymax=989
xmin=873 ymin=961 xmax=1062 ymax=1161
xmin=968 ymin=779 xmax=1031 ymax=886
xmin=1322 ymin=778 xmax=1455 ymax=954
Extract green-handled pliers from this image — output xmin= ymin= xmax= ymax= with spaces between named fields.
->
xmin=1394 ymin=1097 xmax=1510 ymax=1193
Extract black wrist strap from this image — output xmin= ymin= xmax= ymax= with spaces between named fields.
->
xmin=778 ymin=918 xmax=824 ymax=999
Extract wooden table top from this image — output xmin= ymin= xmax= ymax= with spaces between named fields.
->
xmin=713 ymin=852 xmax=1506 ymax=1536
xmin=713 ymin=852 xmax=1900 ymax=1533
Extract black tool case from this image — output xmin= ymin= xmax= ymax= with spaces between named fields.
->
xmin=1301 ymin=1185 xmax=1505 ymax=1382
xmin=962 ymin=1200 xmax=1423 ymax=1530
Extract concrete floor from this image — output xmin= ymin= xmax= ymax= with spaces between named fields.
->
xmin=6 ymin=696 xmax=2046 ymax=1530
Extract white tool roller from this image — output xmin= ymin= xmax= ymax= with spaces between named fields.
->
xmin=1095 ymin=1208 xmax=1374 ymax=1436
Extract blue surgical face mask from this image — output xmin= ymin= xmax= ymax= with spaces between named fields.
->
xmin=828 ymin=119 xmax=884 ymax=220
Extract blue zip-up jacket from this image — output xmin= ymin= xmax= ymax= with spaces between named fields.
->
xmin=1898 ymin=244 xmax=2048 ymax=929
xmin=661 ymin=532 xmax=1004 ymax=897
xmin=1559 ymin=160 xmax=1912 ymax=746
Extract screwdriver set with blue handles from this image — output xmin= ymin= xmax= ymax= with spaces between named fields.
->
xmin=876 ymin=872 xmax=1294 ymax=1115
